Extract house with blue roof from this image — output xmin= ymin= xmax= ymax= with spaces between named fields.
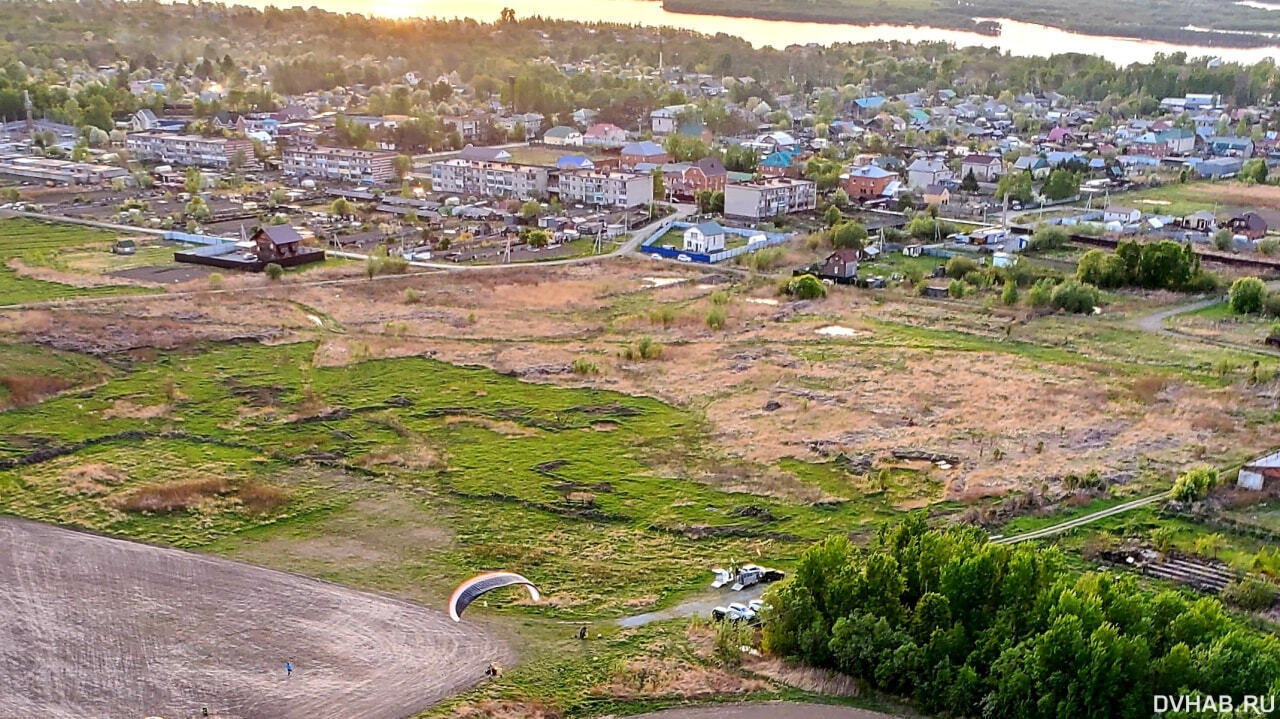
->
xmin=1208 ymin=136 xmax=1254 ymax=157
xmin=556 ymin=155 xmax=595 ymax=170
xmin=853 ymin=96 xmax=886 ymax=116
xmin=758 ymin=150 xmax=798 ymax=177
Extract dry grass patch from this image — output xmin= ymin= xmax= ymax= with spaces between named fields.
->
xmin=594 ymin=656 xmax=770 ymax=700
xmin=742 ymin=655 xmax=862 ymax=698
xmin=450 ymin=699 xmax=562 ymax=719
xmin=238 ymin=482 xmax=291 ymax=514
xmin=357 ymin=445 xmax=447 ymax=471
xmin=0 ymin=373 xmax=75 ymax=407
xmin=1131 ymin=374 xmax=1173 ymax=404
xmin=61 ymin=463 xmax=128 ymax=496
xmin=115 ymin=476 xmax=230 ymax=512
xmin=102 ymin=398 xmax=171 ymax=419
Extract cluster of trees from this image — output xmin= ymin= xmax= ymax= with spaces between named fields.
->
xmin=763 ymin=516 xmax=1280 ymax=719
xmin=1076 ymin=240 xmax=1214 ymax=292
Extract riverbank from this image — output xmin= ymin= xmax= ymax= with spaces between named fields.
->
xmin=661 ymin=0 xmax=1280 ymax=48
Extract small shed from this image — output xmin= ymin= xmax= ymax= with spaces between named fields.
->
xmin=1237 ymin=450 xmax=1280 ymax=490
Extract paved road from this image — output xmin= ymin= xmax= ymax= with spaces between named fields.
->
xmin=626 ymin=701 xmax=905 ymax=719
xmin=991 ymin=491 xmax=1171 ymax=545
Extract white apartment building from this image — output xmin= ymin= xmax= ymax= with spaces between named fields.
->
xmin=125 ymin=131 xmax=254 ymax=169
xmin=557 ymin=169 xmax=653 ymax=209
xmin=283 ymin=145 xmax=398 ymax=182
xmin=429 ymin=158 xmax=551 ymax=199
xmin=723 ymin=177 xmax=817 ymax=219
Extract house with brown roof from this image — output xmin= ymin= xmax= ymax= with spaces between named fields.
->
xmin=1229 ymin=211 xmax=1268 ymax=240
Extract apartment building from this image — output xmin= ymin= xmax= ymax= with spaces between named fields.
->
xmin=724 ymin=177 xmax=817 ymax=219
xmin=125 ymin=131 xmax=254 ymax=169
xmin=283 ymin=145 xmax=398 ymax=182
xmin=429 ymin=158 xmax=551 ymax=199
xmin=557 ymin=169 xmax=653 ymax=209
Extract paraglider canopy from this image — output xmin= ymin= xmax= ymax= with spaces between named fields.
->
xmin=448 ymin=572 xmax=540 ymax=622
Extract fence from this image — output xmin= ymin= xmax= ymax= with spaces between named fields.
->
xmin=639 ymin=221 xmax=789 ymax=264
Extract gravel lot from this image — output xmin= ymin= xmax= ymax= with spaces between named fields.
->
xmin=0 ymin=517 xmax=508 ymax=719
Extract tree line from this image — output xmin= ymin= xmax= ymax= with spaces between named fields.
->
xmin=762 ymin=515 xmax=1280 ymax=719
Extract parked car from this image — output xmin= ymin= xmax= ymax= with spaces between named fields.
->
xmin=676 ymin=253 xmax=692 ymax=262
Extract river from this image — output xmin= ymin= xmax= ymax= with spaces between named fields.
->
xmin=215 ymin=0 xmax=1280 ymax=65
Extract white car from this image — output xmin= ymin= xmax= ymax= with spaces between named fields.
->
xmin=728 ymin=602 xmax=756 ymax=621
xmin=650 ymin=253 xmax=663 ymax=260
xmin=676 ymin=253 xmax=692 ymax=262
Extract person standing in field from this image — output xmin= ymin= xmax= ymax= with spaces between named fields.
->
xmin=285 ymin=661 xmax=293 ymax=678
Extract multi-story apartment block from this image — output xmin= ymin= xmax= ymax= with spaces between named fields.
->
xmin=557 ymin=169 xmax=653 ymax=209
xmin=125 ymin=131 xmax=254 ymax=169
xmin=282 ymin=145 xmax=398 ymax=182
xmin=724 ymin=177 xmax=817 ymax=219
xmin=429 ymin=158 xmax=552 ymax=199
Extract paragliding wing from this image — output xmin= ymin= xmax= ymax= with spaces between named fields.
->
xmin=448 ymin=572 xmax=540 ymax=622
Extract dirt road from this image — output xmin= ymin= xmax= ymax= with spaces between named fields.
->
xmin=617 ymin=584 xmax=767 ymax=628
xmin=624 ymin=701 xmax=906 ymax=719
xmin=0 ymin=517 xmax=508 ymax=719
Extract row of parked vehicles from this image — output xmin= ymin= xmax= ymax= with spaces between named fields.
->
xmin=708 ymin=564 xmax=785 ymax=624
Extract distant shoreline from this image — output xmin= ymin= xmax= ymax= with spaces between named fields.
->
xmin=659 ymin=0 xmax=1280 ymax=49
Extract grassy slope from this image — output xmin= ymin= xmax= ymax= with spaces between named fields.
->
xmin=0 ymin=218 xmax=154 ymax=304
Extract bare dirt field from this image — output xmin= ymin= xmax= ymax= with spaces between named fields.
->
xmin=625 ymin=701 xmax=906 ymax=719
xmin=0 ymin=516 xmax=508 ymax=719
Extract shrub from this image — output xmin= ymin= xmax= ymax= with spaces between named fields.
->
xmin=1259 ymin=238 xmax=1280 ymax=256
xmin=945 ymin=256 xmax=979 ymax=279
xmin=1001 ymin=280 xmax=1019 ymax=305
xmin=1229 ymin=276 xmax=1266 ymax=315
xmin=1050 ymin=280 xmax=1100 ymax=314
xmin=747 ymin=246 xmax=785 ymax=271
xmin=1213 ymin=228 xmax=1234 ymax=252
xmin=710 ymin=289 xmax=731 ymax=305
xmin=1171 ymin=466 xmax=1218 ymax=503
xmin=402 ymin=288 xmax=421 ymax=304
xmin=1027 ymin=278 xmax=1055 ymax=307
xmin=787 ymin=274 xmax=826 ymax=300
xmin=238 ymin=482 xmax=290 ymax=514
xmin=1029 ymin=225 xmax=1069 ymax=251
xmin=706 ymin=306 xmax=726 ymax=330
xmin=207 ymin=272 xmax=224 ymax=289
xmin=947 ymin=279 xmax=967 ymax=298
xmin=571 ymin=358 xmax=600 ymax=375
xmin=117 ymin=477 xmax=229 ymax=512
xmin=1221 ymin=576 xmax=1278 ymax=611
xmin=264 ymin=262 xmax=284 ymax=280
xmin=620 ymin=337 xmax=664 ymax=361
xmin=1265 ymin=292 xmax=1280 ymax=317
xmin=648 ymin=305 xmax=678 ymax=327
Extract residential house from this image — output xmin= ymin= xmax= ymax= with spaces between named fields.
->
xmin=758 ymin=150 xmax=799 ymax=177
xmin=458 ymin=145 xmax=512 ymax=162
xmin=923 ymin=184 xmax=951 ymax=206
xmin=543 ymin=125 xmax=584 ymax=147
xmin=1182 ymin=210 xmax=1217 ymax=233
xmin=130 ymin=108 xmax=160 ymax=132
xmin=1229 ymin=211 xmax=1268 ymax=240
xmin=1012 ymin=155 xmax=1051 ymax=179
xmin=583 ymin=123 xmax=628 ymax=148
xmin=429 ymin=158 xmax=552 ymax=199
xmin=253 ymin=225 xmax=309 ymax=262
xmin=819 ymin=248 xmax=859 ymax=281
xmin=620 ymin=141 xmax=669 ymax=169
xmin=960 ymin=154 xmax=1003 ymax=182
xmin=1046 ymin=126 xmax=1073 ymax=144
xmin=1197 ymin=157 xmax=1244 ymax=178
xmin=1103 ymin=206 xmax=1141 ymax=224
xmin=724 ymin=177 xmax=816 ymax=219
xmin=906 ymin=158 xmax=953 ymax=190
xmin=682 ymin=221 xmax=727 ymax=253
xmin=665 ymin=156 xmax=727 ymax=198
xmin=1208 ymin=136 xmax=1255 ymax=157
xmin=841 ymin=164 xmax=897 ymax=200
xmin=650 ymin=104 xmax=692 ymax=135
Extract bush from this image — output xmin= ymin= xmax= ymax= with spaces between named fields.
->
xmin=1229 ymin=276 xmax=1266 ymax=315
xmin=747 ymin=246 xmax=786 ymax=271
xmin=1264 ymin=292 xmax=1280 ymax=317
xmin=787 ymin=274 xmax=827 ymax=300
xmin=1001 ymin=280 xmax=1019 ymax=305
xmin=706 ymin=306 xmax=726 ymax=330
xmin=648 ymin=305 xmax=678 ymax=327
xmin=402 ymin=288 xmax=421 ymax=304
xmin=1259 ymin=238 xmax=1280 ymax=256
xmin=1050 ymin=280 xmax=1100 ymax=314
xmin=571 ymin=358 xmax=599 ymax=375
xmin=945 ymin=256 xmax=979 ymax=279
xmin=264 ymin=262 xmax=284 ymax=280
xmin=1075 ymin=249 xmax=1128 ymax=288
xmin=947 ymin=279 xmax=967 ymax=298
xmin=620 ymin=336 xmax=664 ymax=361
xmin=1171 ymin=466 xmax=1218 ymax=503
xmin=710 ymin=289 xmax=731 ymax=305
xmin=207 ymin=272 xmax=224 ymax=289
xmin=1027 ymin=278 xmax=1055 ymax=307
xmin=1221 ymin=576 xmax=1278 ymax=611
xmin=1213 ymin=228 xmax=1234 ymax=252
xmin=1029 ymin=225 xmax=1069 ymax=251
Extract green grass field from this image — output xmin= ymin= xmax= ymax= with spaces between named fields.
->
xmin=0 ymin=218 xmax=155 ymax=304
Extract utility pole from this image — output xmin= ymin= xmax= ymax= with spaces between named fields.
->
xmin=23 ymin=90 xmax=34 ymax=133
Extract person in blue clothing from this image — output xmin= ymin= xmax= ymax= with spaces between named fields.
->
xmin=285 ymin=661 xmax=293 ymax=678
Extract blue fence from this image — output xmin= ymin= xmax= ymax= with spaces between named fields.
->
xmin=640 ymin=221 xmax=790 ymax=264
